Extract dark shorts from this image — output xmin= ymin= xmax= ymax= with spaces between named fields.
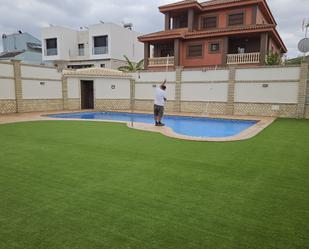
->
xmin=154 ymin=104 xmax=164 ymax=118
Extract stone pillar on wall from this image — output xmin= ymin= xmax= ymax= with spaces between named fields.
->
xmin=296 ymin=63 xmax=309 ymax=118
xmin=62 ymin=76 xmax=68 ymax=110
xmin=174 ymin=66 xmax=183 ymax=113
xmin=12 ymin=60 xmax=23 ymax=113
xmin=130 ymin=79 xmax=136 ymax=112
xmin=226 ymin=67 xmax=236 ymax=115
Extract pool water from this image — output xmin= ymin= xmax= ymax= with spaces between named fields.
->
xmin=49 ymin=112 xmax=257 ymax=138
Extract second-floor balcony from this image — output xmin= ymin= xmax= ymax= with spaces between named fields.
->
xmin=148 ymin=57 xmax=175 ymax=67
xmin=227 ymin=52 xmax=260 ymax=65
xmin=69 ymin=48 xmax=89 ymax=59
xmin=93 ymin=46 xmax=108 ymax=55
xmin=45 ymin=48 xmax=57 ymax=56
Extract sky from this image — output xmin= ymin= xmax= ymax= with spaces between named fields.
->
xmin=0 ymin=0 xmax=307 ymax=58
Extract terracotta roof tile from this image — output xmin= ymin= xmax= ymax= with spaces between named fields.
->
xmin=201 ymin=0 xmax=241 ymax=7
xmin=138 ymin=28 xmax=188 ymax=41
xmin=185 ymin=24 xmax=275 ymax=37
xmin=0 ymin=51 xmax=23 ymax=59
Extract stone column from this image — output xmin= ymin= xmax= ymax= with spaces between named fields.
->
xmin=12 ymin=60 xmax=23 ymax=113
xmin=165 ymin=12 xmax=171 ymax=30
xmin=259 ymin=33 xmax=268 ymax=65
xmin=174 ymin=66 xmax=183 ymax=112
xmin=296 ymin=63 xmax=309 ymax=118
xmin=174 ymin=39 xmax=180 ymax=67
xmin=226 ymin=67 xmax=236 ymax=115
xmin=188 ymin=9 xmax=194 ymax=32
xmin=62 ymin=76 xmax=68 ymax=110
xmin=144 ymin=42 xmax=150 ymax=70
xmin=130 ymin=79 xmax=136 ymax=112
xmin=222 ymin=36 xmax=228 ymax=66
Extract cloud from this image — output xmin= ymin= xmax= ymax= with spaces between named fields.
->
xmin=0 ymin=0 xmax=307 ymax=58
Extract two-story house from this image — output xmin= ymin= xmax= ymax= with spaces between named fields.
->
xmin=42 ymin=23 xmax=144 ymax=69
xmin=139 ymin=0 xmax=287 ymax=69
xmin=0 ymin=32 xmax=42 ymax=64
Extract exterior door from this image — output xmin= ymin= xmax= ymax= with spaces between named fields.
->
xmin=80 ymin=80 xmax=94 ymax=109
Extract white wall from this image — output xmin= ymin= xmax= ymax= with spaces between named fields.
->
xmin=235 ymin=83 xmax=299 ymax=104
xmin=0 ymin=79 xmax=15 ymax=99
xmin=181 ymin=83 xmax=228 ymax=102
xmin=67 ymin=78 xmax=80 ymax=98
xmin=109 ymin=23 xmax=143 ymax=62
xmin=132 ymin=71 xmax=176 ymax=82
xmin=135 ymin=83 xmax=176 ymax=100
xmin=22 ymin=80 xmax=63 ymax=99
xmin=236 ymin=67 xmax=300 ymax=81
xmin=95 ymin=78 xmax=130 ymax=99
xmin=0 ymin=63 xmax=14 ymax=77
xmin=182 ymin=70 xmax=229 ymax=82
xmin=21 ymin=65 xmax=61 ymax=80
xmin=42 ymin=26 xmax=78 ymax=61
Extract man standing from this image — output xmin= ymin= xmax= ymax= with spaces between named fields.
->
xmin=154 ymin=80 xmax=167 ymax=126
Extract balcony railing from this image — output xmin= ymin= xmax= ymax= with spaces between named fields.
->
xmin=227 ymin=52 xmax=260 ymax=64
xmin=69 ymin=48 xmax=89 ymax=59
xmin=79 ymin=48 xmax=84 ymax=56
xmin=148 ymin=57 xmax=175 ymax=67
xmin=45 ymin=48 xmax=57 ymax=56
xmin=93 ymin=46 xmax=108 ymax=55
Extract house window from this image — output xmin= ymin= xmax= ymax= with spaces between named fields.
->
xmin=187 ymin=44 xmax=203 ymax=57
xmin=202 ymin=16 xmax=217 ymax=29
xmin=45 ymin=38 xmax=57 ymax=56
xmin=78 ymin=43 xmax=84 ymax=56
xmin=93 ymin=35 xmax=108 ymax=54
xmin=100 ymin=64 xmax=105 ymax=68
xmin=228 ymin=13 xmax=244 ymax=26
xmin=210 ymin=43 xmax=220 ymax=52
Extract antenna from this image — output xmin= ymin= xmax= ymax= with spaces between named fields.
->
xmin=123 ymin=22 xmax=133 ymax=30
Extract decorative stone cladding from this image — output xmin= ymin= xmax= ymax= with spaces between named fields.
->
xmin=234 ymin=103 xmax=298 ymax=118
xmin=180 ymin=101 xmax=227 ymax=114
xmin=20 ymin=99 xmax=64 ymax=113
xmin=0 ymin=100 xmax=17 ymax=114
xmin=67 ymin=99 xmax=80 ymax=110
xmin=95 ymin=99 xmax=131 ymax=111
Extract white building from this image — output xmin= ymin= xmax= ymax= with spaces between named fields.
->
xmin=41 ymin=23 xmax=144 ymax=69
xmin=0 ymin=32 xmax=42 ymax=64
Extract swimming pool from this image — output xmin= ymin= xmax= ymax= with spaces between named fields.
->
xmin=48 ymin=112 xmax=258 ymax=138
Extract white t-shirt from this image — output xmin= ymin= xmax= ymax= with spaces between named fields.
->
xmin=154 ymin=87 xmax=167 ymax=106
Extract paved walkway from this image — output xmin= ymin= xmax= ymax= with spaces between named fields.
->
xmin=0 ymin=110 xmax=275 ymax=142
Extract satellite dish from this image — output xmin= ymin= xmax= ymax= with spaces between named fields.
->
xmin=298 ymin=38 xmax=309 ymax=53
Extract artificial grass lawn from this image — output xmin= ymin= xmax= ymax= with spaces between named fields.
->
xmin=0 ymin=119 xmax=308 ymax=249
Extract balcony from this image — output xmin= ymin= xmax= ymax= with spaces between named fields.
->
xmin=69 ymin=48 xmax=89 ymax=59
xmin=45 ymin=48 xmax=57 ymax=56
xmin=93 ymin=46 xmax=108 ymax=55
xmin=148 ymin=57 xmax=175 ymax=67
xmin=227 ymin=52 xmax=260 ymax=65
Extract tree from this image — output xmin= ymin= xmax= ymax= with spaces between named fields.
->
xmin=118 ymin=55 xmax=144 ymax=72
xmin=266 ymin=52 xmax=281 ymax=65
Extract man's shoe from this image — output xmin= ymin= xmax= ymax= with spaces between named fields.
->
xmin=158 ymin=122 xmax=165 ymax=126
